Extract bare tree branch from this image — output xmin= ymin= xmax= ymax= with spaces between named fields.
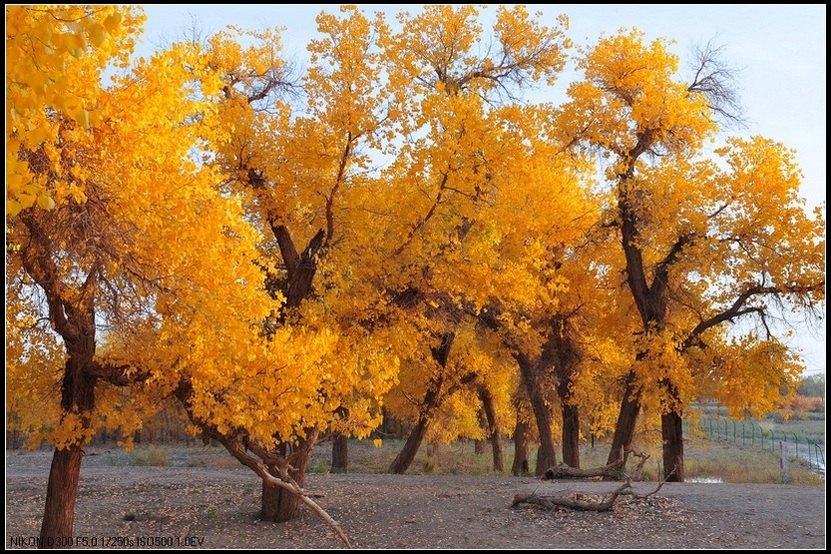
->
xmin=687 ymin=39 xmax=746 ymax=129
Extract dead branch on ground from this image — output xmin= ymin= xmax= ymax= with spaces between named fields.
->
xmin=543 ymin=446 xmax=625 ymax=480
xmin=513 ymin=469 xmax=676 ymax=512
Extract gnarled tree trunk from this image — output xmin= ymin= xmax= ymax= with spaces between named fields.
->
xmin=261 ymin=432 xmax=318 ymax=522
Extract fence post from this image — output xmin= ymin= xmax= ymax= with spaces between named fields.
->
xmin=794 ymin=434 xmax=799 ymax=464
xmin=780 ymin=441 xmax=789 ymax=483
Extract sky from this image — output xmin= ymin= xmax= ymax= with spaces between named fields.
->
xmin=135 ymin=4 xmax=826 ymax=375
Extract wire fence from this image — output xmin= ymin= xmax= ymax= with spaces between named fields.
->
xmin=684 ymin=418 xmax=826 ymax=475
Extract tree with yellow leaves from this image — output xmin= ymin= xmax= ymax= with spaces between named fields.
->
xmin=185 ymin=6 xmax=400 ymax=522
xmin=357 ymin=4 xmax=580 ymax=475
xmin=556 ymin=29 xmax=825 ymax=480
xmin=5 ymin=4 xmax=279 ymax=543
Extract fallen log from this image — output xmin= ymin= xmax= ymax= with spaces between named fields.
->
xmin=543 ymin=457 xmax=625 ymax=480
xmin=513 ymin=470 xmax=675 ymax=513
xmin=544 ymin=445 xmax=628 ymax=480
xmin=512 ymin=481 xmax=632 ymax=511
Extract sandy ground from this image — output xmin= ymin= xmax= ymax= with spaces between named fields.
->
xmin=5 ymin=447 xmax=826 ymax=550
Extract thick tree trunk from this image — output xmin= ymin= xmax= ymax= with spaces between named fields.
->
xmin=40 ymin=354 xmax=97 ymax=548
xmin=512 ymin=419 xmax=531 ymax=476
xmin=331 ymin=434 xmax=348 ymax=474
xmin=661 ymin=410 xmax=684 ymax=482
xmin=606 ymin=373 xmax=641 ymax=468
xmin=478 ymin=385 xmax=504 ymax=472
xmin=561 ymin=402 xmax=580 ymax=469
xmin=261 ymin=438 xmax=316 ymax=522
xmin=516 ymin=353 xmax=556 ymax=476
xmin=389 ymin=415 xmax=430 ymax=474
xmin=39 ymin=445 xmax=84 ymax=548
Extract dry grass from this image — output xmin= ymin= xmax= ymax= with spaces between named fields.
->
xmin=306 ymin=436 xmax=825 ymax=485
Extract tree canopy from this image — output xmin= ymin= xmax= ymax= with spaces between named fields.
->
xmin=6 ymin=3 xmax=825 ymax=541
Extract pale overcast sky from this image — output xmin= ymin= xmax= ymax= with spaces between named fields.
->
xmin=136 ymin=4 xmax=826 ymax=374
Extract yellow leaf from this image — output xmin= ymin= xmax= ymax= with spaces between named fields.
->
xmin=17 ymin=194 xmax=36 ymax=210
xmin=26 ymin=127 xmax=51 ymax=146
xmin=88 ymin=24 xmax=106 ymax=48
xmin=6 ymin=199 xmax=23 ymax=217
xmin=64 ymin=32 xmax=85 ymax=51
xmin=74 ymin=109 xmax=90 ymax=130
xmin=37 ymin=194 xmax=56 ymax=210
xmin=103 ymin=13 xmax=122 ymax=32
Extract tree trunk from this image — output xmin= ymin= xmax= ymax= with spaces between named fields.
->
xmin=551 ymin=315 xmax=581 ymax=469
xmin=516 ymin=353 xmax=556 ymax=476
xmin=606 ymin=373 xmax=641 ymax=468
xmin=512 ymin=419 xmax=530 ymax=476
xmin=478 ymin=385 xmax=504 ymax=472
xmin=474 ymin=439 xmax=486 ymax=455
xmin=261 ymin=433 xmax=317 ymax=522
xmin=331 ymin=406 xmax=349 ymax=473
xmin=39 ymin=445 xmax=84 ymax=548
xmin=40 ymin=353 xmax=97 ymax=548
xmin=661 ymin=410 xmax=684 ymax=482
xmin=561 ymin=402 xmax=580 ymax=469
xmin=388 ymin=415 xmax=430 ymax=474
xmin=389 ymin=333 xmax=455 ymax=475
xmin=331 ymin=434 xmax=348 ymax=474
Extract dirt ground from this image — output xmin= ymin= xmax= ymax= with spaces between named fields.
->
xmin=5 ymin=447 xmax=826 ymax=550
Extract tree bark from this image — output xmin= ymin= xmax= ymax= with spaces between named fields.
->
xmin=270 ymin=224 xmax=325 ymax=310
xmin=513 ymin=477 xmax=670 ymax=512
xmin=39 ymin=445 xmax=84 ymax=548
xmin=516 ymin=353 xmax=556 ymax=476
xmin=512 ymin=419 xmax=530 ymax=476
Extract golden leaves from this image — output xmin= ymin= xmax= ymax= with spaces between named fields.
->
xmin=6 ymin=6 xmax=823 ymax=455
